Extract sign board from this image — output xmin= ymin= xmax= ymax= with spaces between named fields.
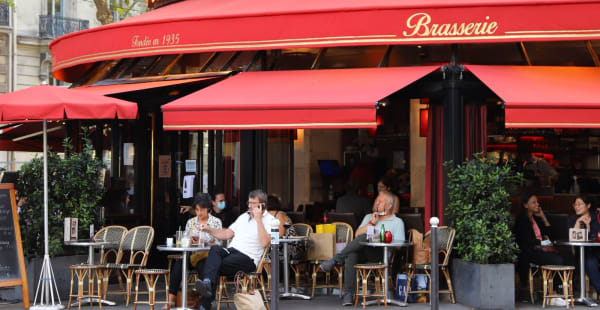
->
xmin=185 ymin=160 xmax=196 ymax=173
xmin=158 ymin=155 xmax=171 ymax=178
xmin=0 ymin=184 xmax=29 ymax=308
xmin=569 ymin=228 xmax=588 ymax=242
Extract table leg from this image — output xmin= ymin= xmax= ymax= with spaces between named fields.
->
xmin=576 ymin=246 xmax=598 ymax=307
xmin=364 ymin=247 xmax=407 ymax=307
xmin=280 ymin=242 xmax=311 ymax=300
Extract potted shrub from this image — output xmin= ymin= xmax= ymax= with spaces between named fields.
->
xmin=15 ymin=128 xmax=105 ymax=299
xmin=445 ymin=153 xmax=522 ymax=310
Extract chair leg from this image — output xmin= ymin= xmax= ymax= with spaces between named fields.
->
xmin=404 ymin=267 xmax=414 ymax=304
xmin=375 ymin=272 xmax=381 ymax=306
xmin=361 ymin=270 xmax=369 ymax=309
xmin=68 ymin=269 xmax=74 ymax=309
xmin=134 ymin=273 xmax=140 ymax=310
xmin=354 ymin=269 xmax=360 ymax=307
xmin=311 ymin=265 xmax=317 ymax=297
xmin=442 ymin=267 xmax=455 ymax=303
xmin=529 ymin=267 xmax=535 ymax=304
xmin=542 ymin=269 xmax=548 ymax=308
xmin=380 ymin=269 xmax=387 ymax=308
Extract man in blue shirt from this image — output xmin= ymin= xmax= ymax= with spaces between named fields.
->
xmin=320 ymin=191 xmax=405 ymax=306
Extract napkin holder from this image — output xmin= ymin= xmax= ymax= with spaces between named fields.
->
xmin=569 ymin=228 xmax=587 ymax=242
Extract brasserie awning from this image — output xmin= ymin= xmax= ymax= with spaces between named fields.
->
xmin=467 ymin=65 xmax=600 ymax=128
xmin=73 ymin=76 xmax=223 ymax=95
xmin=161 ymin=66 xmax=437 ymax=130
xmin=50 ymin=0 xmax=600 ymax=81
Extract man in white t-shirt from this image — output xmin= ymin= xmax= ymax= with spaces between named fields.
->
xmin=195 ymin=189 xmax=274 ymax=310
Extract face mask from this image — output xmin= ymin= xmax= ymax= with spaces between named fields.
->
xmin=217 ymin=201 xmax=226 ymax=210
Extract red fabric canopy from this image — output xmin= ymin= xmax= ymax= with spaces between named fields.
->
xmin=73 ymin=77 xmax=220 ymax=95
xmin=162 ymin=67 xmax=437 ymax=130
xmin=467 ymin=65 xmax=600 ymax=128
xmin=0 ymin=85 xmax=138 ymax=121
xmin=50 ymin=0 xmax=600 ymax=81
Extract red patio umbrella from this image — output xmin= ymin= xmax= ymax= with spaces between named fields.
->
xmin=0 ymin=84 xmax=138 ymax=309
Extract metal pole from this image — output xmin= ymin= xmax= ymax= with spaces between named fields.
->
xmin=44 ymin=119 xmax=48 ymax=258
xmin=430 ymin=217 xmax=439 ymax=310
xmin=271 ymin=219 xmax=280 ymax=310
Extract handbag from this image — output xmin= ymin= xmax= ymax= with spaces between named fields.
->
xmin=233 ymin=272 xmax=266 ymax=310
xmin=190 ymin=251 xmax=209 ymax=267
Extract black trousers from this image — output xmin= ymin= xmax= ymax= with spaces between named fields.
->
xmin=201 ymin=245 xmax=256 ymax=309
xmin=517 ymin=250 xmax=569 ymax=285
xmin=168 ymin=255 xmax=206 ymax=295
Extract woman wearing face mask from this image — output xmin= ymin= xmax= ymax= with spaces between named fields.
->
xmin=210 ymin=192 xmax=234 ymax=228
xmin=568 ymin=196 xmax=600 ymax=294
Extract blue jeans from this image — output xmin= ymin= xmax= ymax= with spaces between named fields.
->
xmin=585 ymin=249 xmax=600 ymax=294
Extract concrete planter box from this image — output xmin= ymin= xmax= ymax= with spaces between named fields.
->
xmin=0 ymin=254 xmax=87 ymax=302
xmin=451 ymin=258 xmax=515 ymax=310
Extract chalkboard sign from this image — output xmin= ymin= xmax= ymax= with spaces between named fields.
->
xmin=0 ymin=184 xmax=29 ymax=308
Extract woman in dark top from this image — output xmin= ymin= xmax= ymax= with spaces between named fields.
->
xmin=568 ymin=195 xmax=600 ymax=294
xmin=515 ymin=193 xmax=567 ymax=286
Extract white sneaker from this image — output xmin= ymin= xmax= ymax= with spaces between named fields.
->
xmin=550 ymin=297 xmax=567 ymax=306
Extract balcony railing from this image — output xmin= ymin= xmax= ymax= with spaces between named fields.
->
xmin=39 ymin=15 xmax=89 ymax=38
xmin=0 ymin=3 xmax=10 ymax=27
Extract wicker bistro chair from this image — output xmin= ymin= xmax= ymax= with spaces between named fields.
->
xmin=101 ymin=225 xmax=155 ymax=306
xmin=310 ymin=222 xmax=353 ymax=297
xmin=216 ymin=247 xmax=270 ymax=310
xmin=288 ymin=223 xmax=313 ymax=291
xmin=405 ymin=226 xmax=456 ymax=304
xmin=94 ymin=226 xmax=128 ymax=294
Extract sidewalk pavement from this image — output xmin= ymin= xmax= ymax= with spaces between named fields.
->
xmin=0 ymin=292 xmax=596 ymax=310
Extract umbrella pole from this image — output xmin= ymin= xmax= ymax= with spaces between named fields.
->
xmin=31 ymin=119 xmax=63 ymax=310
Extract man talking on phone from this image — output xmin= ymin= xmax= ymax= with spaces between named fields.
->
xmin=319 ymin=191 xmax=405 ymax=306
xmin=194 ymin=189 xmax=274 ymax=310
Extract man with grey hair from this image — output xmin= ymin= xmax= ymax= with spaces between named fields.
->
xmin=320 ymin=191 xmax=405 ymax=306
xmin=195 ymin=189 xmax=274 ymax=310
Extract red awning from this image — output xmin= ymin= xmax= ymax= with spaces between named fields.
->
xmin=467 ymin=65 xmax=600 ymax=128
xmin=73 ymin=77 xmax=219 ymax=95
xmin=161 ymin=67 xmax=437 ymax=130
xmin=50 ymin=0 xmax=600 ymax=81
xmin=0 ymin=85 xmax=138 ymax=121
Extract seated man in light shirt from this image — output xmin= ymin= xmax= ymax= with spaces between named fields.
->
xmin=195 ymin=189 xmax=274 ymax=310
xmin=320 ymin=191 xmax=405 ymax=306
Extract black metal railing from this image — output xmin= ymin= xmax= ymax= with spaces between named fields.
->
xmin=0 ymin=3 xmax=10 ymax=27
xmin=39 ymin=15 xmax=89 ymax=38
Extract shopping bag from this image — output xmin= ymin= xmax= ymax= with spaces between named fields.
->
xmin=395 ymin=273 xmax=407 ymax=301
xmin=233 ymin=272 xmax=266 ymax=310
xmin=411 ymin=230 xmax=430 ymax=264
xmin=307 ymin=233 xmax=336 ymax=260
xmin=315 ymin=224 xmax=336 ymax=234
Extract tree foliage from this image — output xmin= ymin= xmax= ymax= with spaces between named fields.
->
xmin=445 ymin=153 xmax=523 ymax=264
xmin=91 ymin=0 xmax=147 ymax=25
xmin=17 ymin=128 xmax=105 ymax=258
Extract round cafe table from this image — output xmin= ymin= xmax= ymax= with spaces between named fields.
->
xmin=360 ymin=241 xmax=412 ymax=307
xmin=64 ymin=239 xmax=118 ymax=306
xmin=555 ymin=240 xmax=600 ymax=307
xmin=280 ymin=236 xmax=311 ymax=300
xmin=157 ymin=245 xmax=209 ymax=310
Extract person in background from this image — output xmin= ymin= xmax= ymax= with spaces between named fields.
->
xmin=267 ymin=194 xmax=290 ymax=237
xmin=211 ymin=192 xmax=234 ymax=228
xmin=336 ymin=179 xmax=371 ymax=222
xmin=377 ymin=175 xmax=400 ymax=213
xmin=166 ymin=193 xmax=221 ymax=309
xmin=194 ymin=189 xmax=274 ymax=310
xmin=319 ymin=191 xmax=405 ymax=306
xmin=568 ymin=195 xmax=600 ymax=295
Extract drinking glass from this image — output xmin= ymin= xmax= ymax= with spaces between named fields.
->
xmin=176 ymin=231 xmax=183 ymax=246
